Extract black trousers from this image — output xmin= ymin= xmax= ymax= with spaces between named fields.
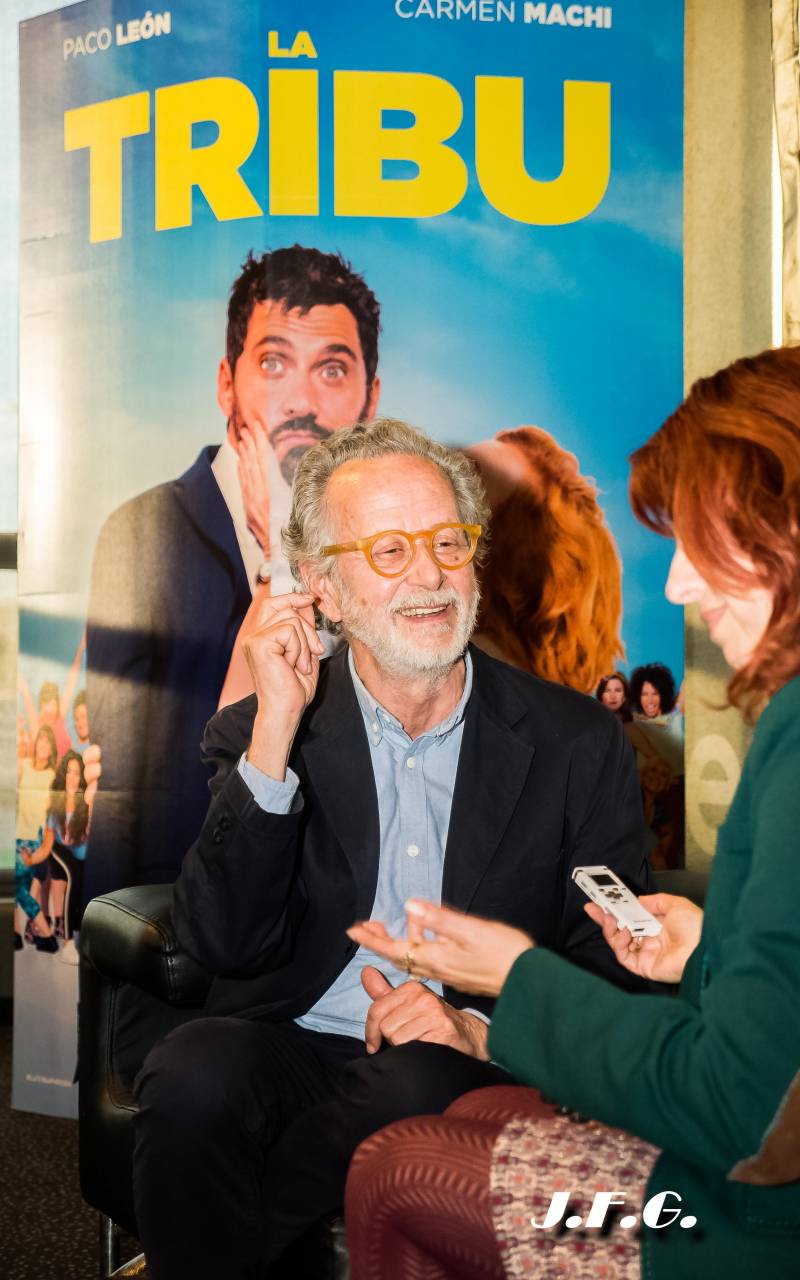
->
xmin=132 ymin=1016 xmax=511 ymax=1280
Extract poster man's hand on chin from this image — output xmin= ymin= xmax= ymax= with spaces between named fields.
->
xmin=237 ymin=424 xmax=272 ymax=551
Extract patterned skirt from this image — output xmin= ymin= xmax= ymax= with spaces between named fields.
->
xmin=491 ymin=1109 xmax=660 ymax=1280
xmin=346 ymin=1084 xmax=660 ymax=1280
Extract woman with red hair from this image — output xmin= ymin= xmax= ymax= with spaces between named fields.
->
xmin=467 ymin=427 xmax=624 ymax=694
xmin=345 ymin=347 xmax=800 ymax=1280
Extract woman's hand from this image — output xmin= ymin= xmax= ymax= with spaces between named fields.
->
xmin=584 ymin=892 xmax=703 ymax=985
xmin=347 ymin=900 xmax=535 ymax=998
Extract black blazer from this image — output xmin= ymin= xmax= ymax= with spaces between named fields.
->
xmin=84 ymin=447 xmax=251 ymax=906
xmin=174 ymin=644 xmax=653 ymax=1021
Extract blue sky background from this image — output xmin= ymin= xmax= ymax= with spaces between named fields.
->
xmin=17 ymin=0 xmax=684 ymax=680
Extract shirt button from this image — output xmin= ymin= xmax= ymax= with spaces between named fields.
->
xmin=407 ymin=844 xmax=420 ymax=858
xmin=372 ymin=722 xmax=379 ymax=732
xmin=406 ymin=757 xmax=416 ymax=769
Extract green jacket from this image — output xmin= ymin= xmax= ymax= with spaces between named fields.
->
xmin=489 ymin=675 xmax=800 ymax=1279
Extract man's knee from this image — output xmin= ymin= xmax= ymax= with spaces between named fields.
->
xmin=342 ymin=1041 xmax=506 ymax=1128
xmin=134 ymin=1016 xmax=277 ymax=1134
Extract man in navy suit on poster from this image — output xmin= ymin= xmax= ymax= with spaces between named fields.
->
xmin=83 ymin=246 xmax=381 ymax=904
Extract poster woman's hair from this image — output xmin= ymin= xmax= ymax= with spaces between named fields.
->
xmin=629 ymin=345 xmax=800 ymax=718
xmin=629 ymin=662 xmax=677 ymax=715
xmin=48 ymin=749 xmax=90 ymax=846
xmin=596 ymin=671 xmax=633 ymax=720
xmin=475 ymin=427 xmax=624 ymax=693
xmin=33 ymin=724 xmax=58 ymax=771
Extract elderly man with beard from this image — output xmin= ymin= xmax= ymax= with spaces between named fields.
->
xmin=83 ymin=246 xmax=380 ymax=904
xmin=131 ymin=419 xmax=652 ymax=1280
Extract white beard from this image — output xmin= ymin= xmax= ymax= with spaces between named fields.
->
xmin=335 ymin=579 xmax=480 ymax=678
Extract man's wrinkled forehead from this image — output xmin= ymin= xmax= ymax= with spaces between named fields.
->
xmin=325 ymin=455 xmax=460 ymax=542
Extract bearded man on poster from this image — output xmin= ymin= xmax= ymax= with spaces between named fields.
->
xmin=132 ymin=418 xmax=651 ymax=1280
xmin=83 ymin=245 xmax=381 ymax=905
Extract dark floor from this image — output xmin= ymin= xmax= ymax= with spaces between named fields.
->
xmin=0 ymin=1011 xmax=142 ymax=1280
xmin=0 ymin=1006 xmax=343 ymax=1280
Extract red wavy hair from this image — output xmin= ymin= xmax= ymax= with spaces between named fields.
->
xmin=475 ymin=427 xmax=624 ymax=693
xmin=629 ymin=345 xmax=800 ymax=720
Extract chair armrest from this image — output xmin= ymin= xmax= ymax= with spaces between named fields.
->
xmin=80 ymin=884 xmax=212 ymax=1007
xmin=652 ymin=867 xmax=709 ymax=908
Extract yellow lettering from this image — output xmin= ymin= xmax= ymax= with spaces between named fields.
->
xmin=475 ymin=77 xmax=610 ymax=225
xmin=155 ymin=77 xmax=263 ymax=231
xmin=64 ymin=92 xmax=150 ymax=242
xmin=268 ymin=30 xmax=291 ymax=57
xmin=269 ymin=70 xmax=318 ymax=215
xmin=293 ymin=31 xmax=318 ymax=58
xmin=268 ymin=30 xmax=316 ymax=58
xmin=334 ymin=71 xmax=467 ymax=218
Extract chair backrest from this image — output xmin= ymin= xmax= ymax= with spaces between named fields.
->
xmin=78 ymin=885 xmax=210 ymax=1234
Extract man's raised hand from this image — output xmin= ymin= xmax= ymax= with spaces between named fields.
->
xmin=245 ymin=591 xmax=325 ymax=781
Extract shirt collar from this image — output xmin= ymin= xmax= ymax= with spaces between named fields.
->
xmin=348 ymin=646 xmax=473 ymax=746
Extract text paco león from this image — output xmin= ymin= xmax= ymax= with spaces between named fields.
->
xmin=62 ymin=11 xmax=171 ymax=61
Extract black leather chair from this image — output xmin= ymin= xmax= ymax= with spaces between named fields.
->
xmin=78 ymin=869 xmax=709 ymax=1277
xmin=79 ymin=885 xmax=210 ymax=1276
xmin=79 ymin=883 xmax=353 ymax=1279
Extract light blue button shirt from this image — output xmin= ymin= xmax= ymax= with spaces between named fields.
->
xmin=238 ymin=648 xmax=478 ymax=1041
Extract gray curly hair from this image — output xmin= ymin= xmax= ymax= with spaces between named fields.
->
xmin=281 ymin=418 xmax=489 ymax=589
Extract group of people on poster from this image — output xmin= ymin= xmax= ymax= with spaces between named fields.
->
xmin=597 ymin=663 xmax=684 ymax=867
xmin=15 ymin=243 xmax=684 ymax=948
xmin=15 ymin=635 xmax=93 ymax=962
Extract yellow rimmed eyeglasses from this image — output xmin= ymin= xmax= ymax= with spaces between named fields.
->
xmin=322 ymin=522 xmax=482 ymax=579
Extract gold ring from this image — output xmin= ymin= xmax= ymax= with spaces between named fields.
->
xmin=631 ymin=937 xmax=644 ymax=951
xmin=404 ymin=942 xmax=420 ymax=978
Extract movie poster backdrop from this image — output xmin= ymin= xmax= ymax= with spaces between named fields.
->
xmin=14 ymin=0 xmax=684 ymax=1115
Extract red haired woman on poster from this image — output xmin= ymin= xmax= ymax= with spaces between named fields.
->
xmin=466 ymin=427 xmax=624 ymax=694
xmin=345 ymin=347 xmax=800 ymax=1280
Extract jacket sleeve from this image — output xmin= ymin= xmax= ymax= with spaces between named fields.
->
xmin=172 ymin=701 xmax=308 ymax=978
xmin=489 ymin=717 xmax=800 ymax=1176
xmin=83 ymin=503 xmax=153 ymax=905
xmin=557 ymin=713 xmax=654 ymax=991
